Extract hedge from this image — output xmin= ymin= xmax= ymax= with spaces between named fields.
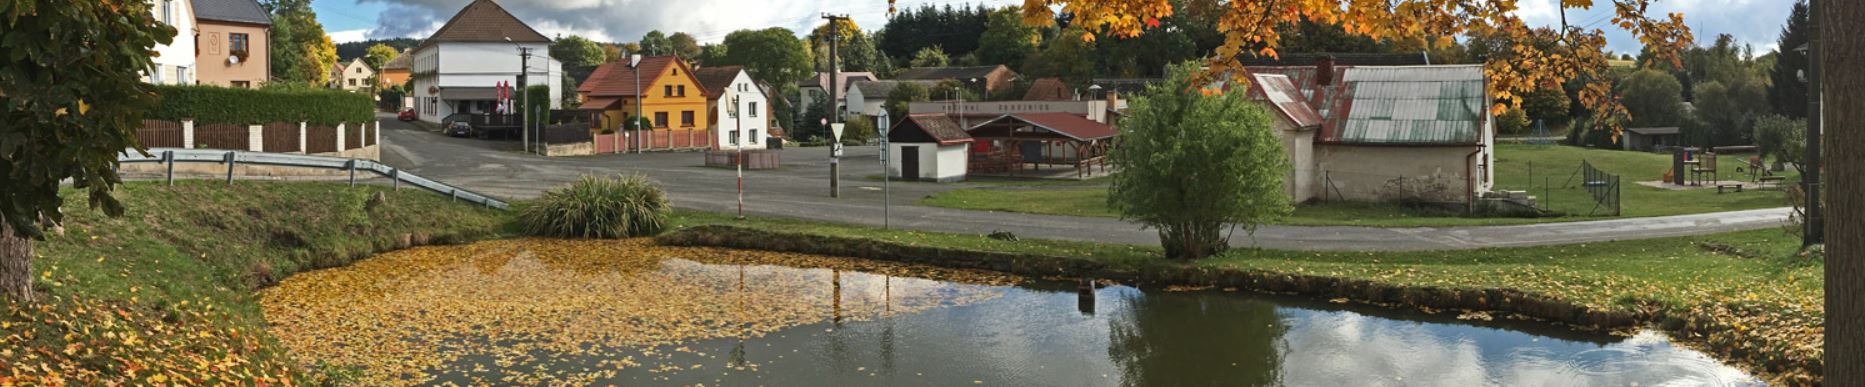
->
xmin=149 ymin=85 xmax=374 ymax=126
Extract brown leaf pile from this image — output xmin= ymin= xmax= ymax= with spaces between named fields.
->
xmin=260 ymin=238 xmax=1021 ymax=385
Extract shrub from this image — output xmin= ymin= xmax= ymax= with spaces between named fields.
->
xmin=150 ymin=84 xmax=373 ymax=125
xmin=519 ymin=175 xmax=671 ymax=238
xmin=1107 ymin=62 xmax=1292 ymax=259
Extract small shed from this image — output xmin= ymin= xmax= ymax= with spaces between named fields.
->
xmin=1247 ymin=73 xmax=1324 ymax=202
xmin=966 ymin=112 xmax=1118 ymax=179
xmin=887 ymin=114 xmax=974 ymax=182
xmin=1622 ymin=127 xmax=1681 ymax=152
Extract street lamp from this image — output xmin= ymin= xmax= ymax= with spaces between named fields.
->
xmin=629 ymin=54 xmax=644 ymax=154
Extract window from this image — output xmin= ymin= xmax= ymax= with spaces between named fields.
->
xmin=148 ymin=65 xmax=163 ymax=84
xmin=232 ymin=81 xmax=251 ymax=88
xmin=750 ymin=130 xmax=760 ymax=144
xmin=160 ymin=1 xmax=172 ymax=25
xmin=348 ymin=79 xmax=357 ymax=86
xmin=749 ymin=102 xmax=758 ymax=117
xmin=176 ymin=66 xmax=189 ymax=84
xmin=230 ymin=33 xmax=249 ymax=56
xmin=729 ymin=131 xmax=740 ymax=145
xmin=664 ymin=85 xmax=672 ymax=97
xmin=654 ymin=112 xmax=668 ymax=128
xmin=681 ymin=111 xmax=694 ymax=127
xmin=677 ymin=85 xmax=686 ymax=96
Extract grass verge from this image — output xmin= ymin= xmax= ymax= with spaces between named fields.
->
xmin=0 ymin=181 xmax=507 ymax=384
xmin=665 ymin=211 xmax=1822 ymax=385
xmin=920 ymin=144 xmax=1794 ymax=227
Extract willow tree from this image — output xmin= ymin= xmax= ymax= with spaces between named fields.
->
xmin=0 ymin=0 xmax=173 ymax=301
xmin=1016 ymin=0 xmax=1695 ymax=137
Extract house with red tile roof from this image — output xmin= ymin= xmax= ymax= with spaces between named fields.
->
xmin=576 ymin=56 xmax=710 ymax=136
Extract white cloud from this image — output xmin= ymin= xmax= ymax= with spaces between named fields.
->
xmin=329 ymin=29 xmax=369 ymax=43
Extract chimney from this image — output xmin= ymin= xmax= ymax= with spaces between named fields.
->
xmin=1316 ymin=55 xmax=1336 ymax=86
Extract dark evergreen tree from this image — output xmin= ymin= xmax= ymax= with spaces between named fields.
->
xmin=1769 ymin=1 xmax=1810 ymax=119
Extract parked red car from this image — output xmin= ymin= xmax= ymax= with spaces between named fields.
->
xmin=397 ymin=108 xmax=417 ymax=122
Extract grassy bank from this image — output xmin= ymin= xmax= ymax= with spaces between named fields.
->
xmin=920 ymin=144 xmax=1794 ymax=227
xmin=0 ymin=181 xmax=506 ymax=384
xmin=665 ymin=211 xmax=1822 ymax=384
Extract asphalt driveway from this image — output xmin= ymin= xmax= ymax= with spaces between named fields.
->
xmin=375 ymin=113 xmax=1791 ymax=252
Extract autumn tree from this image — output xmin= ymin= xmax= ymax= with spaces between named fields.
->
xmin=639 ymin=30 xmax=671 ymax=56
xmin=364 ymin=43 xmax=399 ymax=70
xmin=263 ymin=0 xmax=336 ymax=85
xmin=909 ymin=46 xmax=951 ymax=68
xmin=977 ymin=7 xmax=1041 ymax=70
xmin=1108 ymin=63 xmax=1290 ymax=259
xmin=1 ymin=0 xmax=173 ymax=301
xmin=670 ymin=32 xmax=702 ymax=62
xmin=1024 ymin=26 xmax=1100 ymax=86
xmin=1018 ymin=0 xmax=1695 ymax=138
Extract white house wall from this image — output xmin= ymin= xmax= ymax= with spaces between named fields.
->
xmin=1312 ymin=145 xmax=1482 ymax=204
xmin=411 ymin=42 xmax=563 ymax=123
xmin=1273 ymin=120 xmax=1318 ymax=203
xmin=714 ymin=71 xmax=769 ymax=150
xmin=147 ymin=0 xmax=196 ymax=85
xmin=888 ymin=143 xmax=968 ymax=182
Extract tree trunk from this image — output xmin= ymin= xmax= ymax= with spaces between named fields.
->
xmin=1824 ymin=0 xmax=1862 ymax=383
xmin=0 ymin=220 xmax=32 ymax=302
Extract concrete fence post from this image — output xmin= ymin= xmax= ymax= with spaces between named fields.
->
xmin=298 ymin=122 xmax=307 ymax=154
xmin=182 ymin=119 xmax=195 ymax=148
xmin=249 ymin=125 xmax=264 ymax=152
xmin=335 ymin=123 xmax=347 ymax=152
xmin=374 ymin=121 xmax=381 ymax=147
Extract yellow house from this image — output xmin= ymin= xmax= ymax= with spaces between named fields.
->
xmin=576 ymin=56 xmax=710 ymax=132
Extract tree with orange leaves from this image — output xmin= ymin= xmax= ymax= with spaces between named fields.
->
xmin=1017 ymin=0 xmax=1694 ymax=138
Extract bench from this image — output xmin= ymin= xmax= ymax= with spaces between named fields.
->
xmin=1717 ymin=184 xmax=1744 ymax=194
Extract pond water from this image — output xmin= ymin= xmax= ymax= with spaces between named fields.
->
xmin=261 ymin=239 xmax=1760 ymax=386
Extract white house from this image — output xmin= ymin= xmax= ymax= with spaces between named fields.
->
xmin=335 ymin=58 xmax=375 ymax=91
xmin=845 ymin=80 xmax=939 ymax=118
xmin=146 ymin=0 xmax=197 ymax=85
xmin=409 ymin=0 xmax=562 ymax=124
xmin=886 ymin=114 xmax=973 ymax=182
xmin=796 ymin=71 xmax=875 ymax=116
xmin=694 ymin=66 xmax=770 ymax=150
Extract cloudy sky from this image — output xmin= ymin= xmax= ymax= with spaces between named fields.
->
xmin=316 ymin=0 xmax=1792 ymax=56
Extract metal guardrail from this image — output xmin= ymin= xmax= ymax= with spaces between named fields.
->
xmin=119 ymin=148 xmax=509 ymax=210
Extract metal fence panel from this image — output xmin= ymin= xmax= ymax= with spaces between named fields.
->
xmin=120 ymin=148 xmax=508 ymax=210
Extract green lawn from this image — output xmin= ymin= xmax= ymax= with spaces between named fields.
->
xmin=920 ymin=144 xmax=1794 ymax=227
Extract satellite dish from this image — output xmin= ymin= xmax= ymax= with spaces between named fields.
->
xmin=228 ymin=55 xmax=240 ymax=64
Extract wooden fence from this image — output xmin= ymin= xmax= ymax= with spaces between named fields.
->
xmin=306 ymin=124 xmax=339 ymax=154
xmin=262 ymin=123 xmax=299 ymax=153
xmin=131 ymin=119 xmax=376 ymax=155
xmin=194 ymin=124 xmax=249 ymax=150
xmin=589 ymin=129 xmax=713 ymax=154
xmin=136 ymin=119 xmax=184 ymax=148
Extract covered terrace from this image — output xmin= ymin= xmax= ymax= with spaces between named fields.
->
xmin=966 ymin=112 xmax=1118 ymax=179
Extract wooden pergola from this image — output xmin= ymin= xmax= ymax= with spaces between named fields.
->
xmin=965 ymin=113 xmax=1117 ymax=179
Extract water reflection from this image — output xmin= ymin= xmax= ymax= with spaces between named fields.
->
xmin=260 ymin=240 xmax=1759 ymax=386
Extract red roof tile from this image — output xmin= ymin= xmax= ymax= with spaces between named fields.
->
xmin=692 ymin=66 xmax=745 ymax=98
xmin=972 ymin=112 xmax=1118 ymax=141
xmin=579 ymin=56 xmax=683 ymax=97
xmin=1248 ymin=73 xmax=1323 ymax=129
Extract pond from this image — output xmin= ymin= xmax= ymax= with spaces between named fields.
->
xmin=261 ymin=239 xmax=1760 ymax=386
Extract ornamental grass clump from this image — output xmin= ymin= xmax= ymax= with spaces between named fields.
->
xmin=519 ymin=174 xmax=671 ymax=238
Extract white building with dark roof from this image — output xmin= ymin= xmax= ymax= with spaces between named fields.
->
xmin=408 ymin=0 xmax=562 ymax=123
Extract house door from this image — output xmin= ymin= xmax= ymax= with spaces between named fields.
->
xmin=901 ymin=146 xmax=921 ymax=180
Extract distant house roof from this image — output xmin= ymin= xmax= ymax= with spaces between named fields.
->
xmin=850 ymin=80 xmax=938 ymax=98
xmin=888 ymin=114 xmax=973 ymax=145
xmin=797 ymin=72 xmax=877 ymax=96
xmin=894 ymin=65 xmax=1011 ymax=82
xmin=191 ymin=0 xmax=272 ymax=25
xmin=1626 ymin=127 xmax=1681 ymax=136
xmin=970 ymin=112 xmax=1118 ymax=142
xmin=1237 ymin=52 xmax=1432 ymax=67
xmin=1247 ymin=74 xmax=1323 ymax=130
xmin=1247 ymin=64 xmax=1488 ymax=146
xmin=692 ymin=66 xmax=745 ymax=98
xmin=417 ymin=0 xmax=551 ymax=50
xmin=1088 ymin=78 xmax=1160 ymax=95
xmin=579 ymin=56 xmax=687 ymax=97
xmin=381 ymin=52 xmax=413 ymax=71
xmin=1023 ymin=78 xmax=1071 ymax=101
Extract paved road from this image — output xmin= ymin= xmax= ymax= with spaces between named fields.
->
xmin=375 ymin=113 xmax=1791 ymax=252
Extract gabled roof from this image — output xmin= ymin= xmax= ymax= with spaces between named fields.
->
xmin=692 ymin=66 xmax=745 ymax=97
xmin=1245 ymin=64 xmax=1488 ymax=146
xmin=797 ymin=72 xmax=877 ymax=96
xmin=970 ymin=112 xmax=1117 ymax=141
xmin=888 ymin=114 xmax=973 ymax=145
xmin=894 ymin=65 xmax=1011 ymax=82
xmin=578 ymin=56 xmax=688 ymax=98
xmin=192 ymin=0 xmax=272 ymax=25
xmin=417 ymin=0 xmax=551 ymax=50
xmin=1247 ymin=74 xmax=1322 ymax=130
xmin=1237 ymin=52 xmax=1431 ymax=67
xmin=381 ymin=52 xmax=413 ymax=71
xmin=1023 ymin=78 xmax=1071 ymax=101
xmin=850 ymin=80 xmax=938 ymax=98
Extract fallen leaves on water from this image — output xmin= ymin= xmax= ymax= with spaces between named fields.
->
xmin=260 ymin=238 xmax=1022 ymax=385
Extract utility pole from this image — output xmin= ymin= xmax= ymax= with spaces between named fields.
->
xmin=824 ymin=13 xmax=849 ymax=198
xmin=508 ymin=38 xmax=532 ymax=153
xmin=1805 ymin=0 xmax=1824 ymax=246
